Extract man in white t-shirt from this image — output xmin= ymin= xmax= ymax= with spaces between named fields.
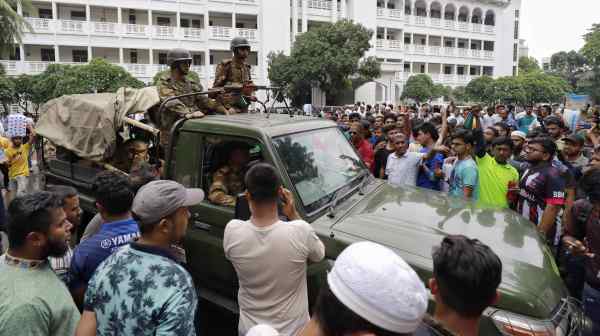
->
xmin=386 ymin=133 xmax=425 ymax=187
xmin=224 ymin=163 xmax=325 ymax=336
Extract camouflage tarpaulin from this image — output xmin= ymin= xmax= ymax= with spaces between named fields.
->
xmin=36 ymin=86 xmax=160 ymax=161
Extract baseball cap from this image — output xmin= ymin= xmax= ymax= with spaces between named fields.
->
xmin=563 ymin=134 xmax=585 ymax=146
xmin=327 ymin=241 xmax=428 ymax=333
xmin=132 ymin=180 xmax=204 ymax=224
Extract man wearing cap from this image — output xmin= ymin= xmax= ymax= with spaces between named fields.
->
xmin=224 ymin=163 xmax=325 ymax=336
xmin=76 ymin=180 xmax=203 ymax=336
xmin=510 ymin=131 xmax=527 ymax=170
xmin=299 ymin=241 xmax=428 ymax=336
xmin=563 ymin=134 xmax=589 ymax=169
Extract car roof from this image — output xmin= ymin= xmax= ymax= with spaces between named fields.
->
xmin=180 ymin=113 xmax=337 ymax=137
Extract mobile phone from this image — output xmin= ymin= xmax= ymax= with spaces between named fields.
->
xmin=579 ymin=123 xmax=593 ymax=130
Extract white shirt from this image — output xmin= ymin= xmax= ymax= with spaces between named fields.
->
xmin=482 ymin=114 xmax=500 ymax=129
xmin=224 ymin=219 xmax=325 ymax=336
xmin=385 ymin=151 xmax=424 ymax=187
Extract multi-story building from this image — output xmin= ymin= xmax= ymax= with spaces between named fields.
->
xmin=1 ymin=0 xmax=521 ymax=104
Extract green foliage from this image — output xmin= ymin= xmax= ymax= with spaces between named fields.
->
xmin=0 ymin=0 xmax=32 ymax=54
xmin=267 ymin=20 xmax=380 ymax=105
xmin=432 ymin=84 xmax=452 ymax=100
xmin=401 ymin=74 xmax=434 ymax=103
xmin=465 ymin=75 xmax=495 ymax=104
xmin=491 ymin=76 xmax=526 ymax=105
xmin=580 ymin=23 xmax=600 ymax=102
xmin=450 ymin=86 xmax=468 ymax=104
xmin=518 ymin=56 xmax=540 ymax=74
xmin=152 ymin=69 xmax=201 ymax=86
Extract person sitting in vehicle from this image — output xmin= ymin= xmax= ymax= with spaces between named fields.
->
xmin=208 ymin=141 xmax=251 ymax=207
xmin=111 ymin=139 xmax=150 ymax=173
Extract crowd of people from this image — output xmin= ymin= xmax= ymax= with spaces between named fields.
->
xmin=325 ymin=101 xmax=600 ymax=334
xmin=0 ymin=99 xmax=599 ymax=336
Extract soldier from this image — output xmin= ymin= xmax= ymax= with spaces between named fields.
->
xmin=157 ymin=48 xmax=230 ymax=149
xmin=208 ymin=141 xmax=251 ymax=207
xmin=213 ymin=37 xmax=255 ymax=114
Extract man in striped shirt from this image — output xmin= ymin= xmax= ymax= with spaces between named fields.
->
xmin=47 ymin=185 xmax=82 ymax=283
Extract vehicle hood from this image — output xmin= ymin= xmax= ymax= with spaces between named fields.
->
xmin=328 ymin=182 xmax=566 ymax=319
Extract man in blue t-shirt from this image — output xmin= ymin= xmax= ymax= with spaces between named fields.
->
xmin=68 ymin=171 xmax=139 ymax=308
xmin=448 ymin=130 xmax=479 ymax=200
xmin=516 ymin=105 xmax=538 ymax=135
xmin=416 ymin=123 xmax=445 ymax=191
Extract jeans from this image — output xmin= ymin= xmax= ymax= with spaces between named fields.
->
xmin=583 ymin=282 xmax=600 ymax=336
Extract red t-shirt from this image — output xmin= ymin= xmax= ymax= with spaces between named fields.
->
xmin=354 ymin=139 xmax=374 ymax=172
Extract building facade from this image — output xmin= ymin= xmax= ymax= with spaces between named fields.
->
xmin=1 ymin=0 xmax=521 ymax=104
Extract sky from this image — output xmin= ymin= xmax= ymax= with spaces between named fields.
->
xmin=520 ymin=0 xmax=600 ymax=61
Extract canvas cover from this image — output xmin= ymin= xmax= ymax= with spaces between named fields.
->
xmin=36 ymin=86 xmax=160 ymax=161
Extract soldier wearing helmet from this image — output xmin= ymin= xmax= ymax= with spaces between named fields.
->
xmin=213 ymin=37 xmax=255 ymax=113
xmin=157 ymin=48 xmax=230 ymax=149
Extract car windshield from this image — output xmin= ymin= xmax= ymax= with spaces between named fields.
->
xmin=273 ymin=127 xmax=365 ymax=214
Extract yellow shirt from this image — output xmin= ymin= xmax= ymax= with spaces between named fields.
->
xmin=4 ymin=142 xmax=31 ymax=179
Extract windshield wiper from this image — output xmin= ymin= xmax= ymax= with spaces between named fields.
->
xmin=327 ymin=186 xmax=346 ymax=218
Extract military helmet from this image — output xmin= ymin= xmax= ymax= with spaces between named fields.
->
xmin=230 ymin=37 xmax=251 ymax=51
xmin=167 ymin=48 xmax=192 ymax=67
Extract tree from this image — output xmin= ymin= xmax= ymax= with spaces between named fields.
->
xmin=518 ymin=56 xmax=540 ymax=74
xmin=450 ymin=86 xmax=468 ymax=104
xmin=581 ymin=23 xmax=600 ymax=102
xmin=152 ymin=69 xmax=201 ymax=86
xmin=0 ymin=74 xmax=15 ymax=114
xmin=520 ymin=72 xmax=571 ymax=104
xmin=432 ymin=84 xmax=451 ymax=100
xmin=549 ymin=50 xmax=587 ymax=88
xmin=267 ymin=20 xmax=380 ymax=105
xmin=491 ymin=76 xmax=526 ymax=105
xmin=465 ymin=75 xmax=495 ymax=104
xmin=0 ymin=0 xmax=32 ymax=55
xmin=401 ymin=74 xmax=434 ymax=103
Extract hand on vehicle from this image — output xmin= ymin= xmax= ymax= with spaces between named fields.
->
xmin=186 ymin=111 xmax=205 ymax=119
xmin=565 ymin=239 xmax=595 ymax=258
xmin=280 ymin=188 xmax=300 ymax=220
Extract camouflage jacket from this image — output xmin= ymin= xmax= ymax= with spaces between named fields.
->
xmin=208 ymin=165 xmax=245 ymax=207
xmin=213 ymin=58 xmax=252 ymax=88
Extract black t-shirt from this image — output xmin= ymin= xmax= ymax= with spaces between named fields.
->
xmin=373 ymin=147 xmax=394 ymax=179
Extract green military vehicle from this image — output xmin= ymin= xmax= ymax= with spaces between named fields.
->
xmin=40 ymin=109 xmax=589 ymax=335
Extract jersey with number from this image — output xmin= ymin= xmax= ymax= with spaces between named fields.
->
xmin=517 ymin=163 xmax=565 ymax=226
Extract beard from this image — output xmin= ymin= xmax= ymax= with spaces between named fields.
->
xmin=46 ymin=237 xmax=70 ymax=258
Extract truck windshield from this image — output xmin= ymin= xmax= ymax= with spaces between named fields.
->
xmin=273 ymin=127 xmax=365 ymax=213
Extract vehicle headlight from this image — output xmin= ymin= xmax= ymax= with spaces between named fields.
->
xmin=486 ymin=297 xmax=592 ymax=336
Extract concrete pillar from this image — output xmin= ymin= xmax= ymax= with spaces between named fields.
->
xmin=425 ymin=62 xmax=429 ymax=74
xmin=88 ymin=46 xmax=92 ymax=61
xmin=54 ymin=45 xmax=60 ymax=62
xmin=301 ymin=0 xmax=308 ymax=32
xmin=331 ymin=0 xmax=338 ymax=22
xmin=19 ymin=44 xmax=25 ymax=62
xmin=425 ymin=34 xmax=429 ymax=46
xmin=119 ymin=48 xmax=124 ymax=64
xmin=85 ymin=4 xmax=90 ymax=21
xmin=52 ymin=2 xmax=58 ymax=19
xmin=176 ymin=12 xmax=181 ymax=28
xmin=441 ymin=63 xmax=444 ymax=75
xmin=409 ymin=62 xmax=413 ymax=73
xmin=232 ymin=13 xmax=236 ymax=29
xmin=148 ymin=9 xmax=152 ymax=26
xmin=117 ymin=7 xmax=122 ymax=24
xmin=341 ymin=0 xmax=347 ymax=17
xmin=291 ymin=0 xmax=298 ymax=40
xmin=384 ymin=27 xmax=388 ymax=40
xmin=454 ymin=64 xmax=458 ymax=75
xmin=149 ymin=49 xmax=154 ymax=65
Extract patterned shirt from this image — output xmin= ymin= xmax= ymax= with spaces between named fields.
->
xmin=49 ymin=246 xmax=73 ymax=283
xmin=84 ymin=243 xmax=197 ymax=336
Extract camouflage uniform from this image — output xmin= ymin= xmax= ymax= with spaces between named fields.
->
xmin=208 ymin=165 xmax=245 ymax=207
xmin=213 ymin=58 xmax=253 ymax=113
xmin=157 ymin=73 xmax=227 ymax=147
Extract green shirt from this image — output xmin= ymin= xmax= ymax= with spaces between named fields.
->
xmin=475 ymin=153 xmax=519 ymax=208
xmin=0 ymin=254 xmax=80 ymax=335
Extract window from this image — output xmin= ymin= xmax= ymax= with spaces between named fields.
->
xmin=72 ymin=50 xmax=88 ymax=63
xmin=483 ymin=66 xmax=493 ymax=76
xmin=484 ymin=41 xmax=494 ymax=51
xmin=41 ymin=48 xmax=55 ymax=62
xmin=444 ymin=40 xmax=453 ymax=47
xmin=192 ymin=19 xmax=202 ymax=28
xmin=158 ymin=53 xmax=167 ymax=65
xmin=9 ymin=47 xmax=20 ymax=61
xmin=180 ymin=19 xmax=190 ymax=28
xmin=515 ymin=9 xmax=520 ymax=18
xmin=458 ymin=41 xmax=465 ymax=48
xmin=420 ymin=64 xmax=425 ymax=73
xmin=470 ymin=67 xmax=477 ymax=76
xmin=404 ymin=36 xmax=411 ymax=44
xmin=71 ymin=11 xmax=86 ymax=21
xmin=193 ymin=54 xmax=202 ymax=65
xmin=129 ymin=15 xmax=136 ymax=24
xmin=236 ymin=22 xmax=245 ymax=28
xmin=513 ymin=43 xmax=518 ymax=62
xmin=514 ymin=21 xmax=519 ymax=39
xmin=157 ymin=17 xmax=170 ymax=26
xmin=39 ymin=8 xmax=52 ymax=19
xmin=444 ymin=66 xmax=452 ymax=75
xmin=130 ymin=51 xmax=138 ymax=64
xmin=457 ymin=66 xmax=465 ymax=75
xmin=210 ymin=55 xmax=214 ymax=64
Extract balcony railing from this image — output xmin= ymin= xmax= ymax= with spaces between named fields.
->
xmin=444 ymin=47 xmax=455 ymax=56
xmin=484 ymin=51 xmax=494 ymax=59
xmin=27 ymin=61 xmax=49 ymax=73
xmin=430 ymin=18 xmax=441 ymax=27
xmin=308 ymin=0 xmax=332 ymax=10
xmin=444 ymin=19 xmax=455 ymax=29
xmin=472 ymin=23 xmax=482 ymax=33
xmin=237 ymin=28 xmax=257 ymax=41
xmin=124 ymin=63 xmax=148 ymax=76
xmin=25 ymin=17 xmax=52 ymax=32
xmin=93 ymin=22 xmax=117 ymax=34
xmin=415 ymin=16 xmax=426 ymax=25
xmin=458 ymin=22 xmax=469 ymax=31
xmin=485 ymin=25 xmax=495 ymax=33
xmin=471 ymin=49 xmax=481 ymax=57
xmin=376 ymin=39 xmax=385 ymax=49
xmin=389 ymin=9 xmax=403 ymax=18
xmin=429 ymin=46 xmax=441 ymax=55
xmin=394 ymin=72 xmax=404 ymax=81
xmin=389 ymin=40 xmax=402 ymax=49
xmin=377 ymin=8 xmax=384 ymax=17
xmin=125 ymin=24 xmax=147 ymax=36
xmin=60 ymin=20 xmax=86 ymax=33
xmin=182 ymin=27 xmax=203 ymax=39
xmin=210 ymin=26 xmax=232 ymax=39
xmin=190 ymin=65 xmax=205 ymax=77
xmin=0 ymin=61 xmax=17 ymax=75
xmin=458 ymin=48 xmax=468 ymax=57
xmin=154 ymin=25 xmax=175 ymax=38
xmin=414 ymin=45 xmax=425 ymax=54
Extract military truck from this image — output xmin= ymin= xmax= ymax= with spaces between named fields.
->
xmin=40 ymin=111 xmax=590 ymax=335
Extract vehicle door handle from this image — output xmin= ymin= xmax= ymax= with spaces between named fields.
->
xmin=193 ymin=221 xmax=212 ymax=231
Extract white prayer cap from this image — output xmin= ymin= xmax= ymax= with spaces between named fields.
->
xmin=246 ymin=324 xmax=280 ymax=336
xmin=327 ymin=241 xmax=428 ymax=333
xmin=511 ymin=130 xmax=527 ymax=140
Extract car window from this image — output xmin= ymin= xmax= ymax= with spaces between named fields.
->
xmin=273 ymin=127 xmax=365 ymax=214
